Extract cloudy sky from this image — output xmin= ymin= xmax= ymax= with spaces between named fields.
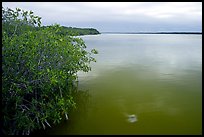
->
xmin=2 ymin=2 xmax=202 ymax=32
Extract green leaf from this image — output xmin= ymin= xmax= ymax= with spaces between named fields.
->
xmin=29 ymin=11 xmax=33 ymax=14
xmin=47 ymin=68 xmax=50 ymax=72
xmin=91 ymin=49 xmax=98 ymax=54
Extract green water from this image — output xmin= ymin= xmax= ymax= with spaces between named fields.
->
xmin=46 ymin=34 xmax=202 ymax=135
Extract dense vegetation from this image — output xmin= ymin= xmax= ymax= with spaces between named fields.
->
xmin=41 ymin=26 xmax=100 ymax=36
xmin=2 ymin=7 xmax=98 ymax=135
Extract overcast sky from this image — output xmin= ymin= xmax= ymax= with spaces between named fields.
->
xmin=2 ymin=2 xmax=202 ymax=32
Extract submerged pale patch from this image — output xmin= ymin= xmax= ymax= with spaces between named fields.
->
xmin=127 ymin=114 xmax=138 ymax=123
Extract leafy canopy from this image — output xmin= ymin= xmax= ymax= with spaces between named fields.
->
xmin=2 ymin=7 xmax=98 ymax=135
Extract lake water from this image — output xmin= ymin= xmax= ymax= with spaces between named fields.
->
xmin=46 ymin=34 xmax=202 ymax=135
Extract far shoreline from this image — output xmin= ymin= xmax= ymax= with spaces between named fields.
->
xmin=101 ymin=32 xmax=202 ymax=35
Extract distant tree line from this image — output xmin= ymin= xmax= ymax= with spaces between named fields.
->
xmin=40 ymin=26 xmax=100 ymax=36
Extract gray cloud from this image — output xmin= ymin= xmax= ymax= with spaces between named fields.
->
xmin=2 ymin=2 xmax=202 ymax=32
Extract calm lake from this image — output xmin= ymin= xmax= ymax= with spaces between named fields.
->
xmin=46 ymin=34 xmax=202 ymax=135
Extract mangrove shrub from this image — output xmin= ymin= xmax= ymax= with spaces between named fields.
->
xmin=2 ymin=7 xmax=98 ymax=135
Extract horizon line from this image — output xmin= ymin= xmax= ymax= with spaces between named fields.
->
xmin=100 ymin=31 xmax=202 ymax=34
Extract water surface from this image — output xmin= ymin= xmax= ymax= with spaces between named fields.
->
xmin=46 ymin=34 xmax=202 ymax=135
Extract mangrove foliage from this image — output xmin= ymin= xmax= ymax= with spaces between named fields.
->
xmin=2 ymin=7 xmax=98 ymax=135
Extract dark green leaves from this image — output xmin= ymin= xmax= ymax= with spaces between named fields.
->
xmin=91 ymin=49 xmax=98 ymax=54
xmin=2 ymin=7 xmax=98 ymax=135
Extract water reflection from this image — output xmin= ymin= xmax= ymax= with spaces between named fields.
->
xmin=47 ymin=34 xmax=202 ymax=135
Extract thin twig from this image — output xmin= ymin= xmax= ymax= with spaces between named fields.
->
xmin=11 ymin=24 xmax=18 ymax=38
xmin=41 ymin=121 xmax=45 ymax=129
xmin=59 ymin=86 xmax=62 ymax=98
xmin=45 ymin=119 xmax=51 ymax=127
xmin=65 ymin=112 xmax=68 ymax=120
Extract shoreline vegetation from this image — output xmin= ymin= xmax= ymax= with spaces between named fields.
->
xmin=41 ymin=26 xmax=100 ymax=36
xmin=2 ymin=7 xmax=98 ymax=135
xmin=101 ymin=32 xmax=202 ymax=34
